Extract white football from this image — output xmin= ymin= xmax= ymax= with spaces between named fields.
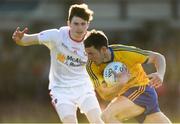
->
xmin=103 ymin=62 xmax=127 ymax=86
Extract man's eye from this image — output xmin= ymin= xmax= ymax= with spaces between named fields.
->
xmin=74 ymin=23 xmax=79 ymax=25
xmin=81 ymin=23 xmax=86 ymax=26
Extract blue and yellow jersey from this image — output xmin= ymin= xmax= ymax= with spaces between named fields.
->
xmin=86 ymin=44 xmax=150 ymax=95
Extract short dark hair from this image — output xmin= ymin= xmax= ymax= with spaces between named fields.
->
xmin=68 ymin=3 xmax=93 ymax=22
xmin=84 ymin=30 xmax=109 ymax=50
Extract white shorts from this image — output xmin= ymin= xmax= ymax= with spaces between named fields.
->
xmin=49 ymin=82 xmax=101 ymax=120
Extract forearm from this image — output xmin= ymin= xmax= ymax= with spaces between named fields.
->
xmin=97 ymin=83 xmax=124 ymax=101
xmin=104 ymin=85 xmax=122 ymax=100
xmin=17 ymin=33 xmax=39 ymax=46
xmin=155 ymin=53 xmax=166 ymax=77
xmin=107 ymin=83 xmax=123 ymax=95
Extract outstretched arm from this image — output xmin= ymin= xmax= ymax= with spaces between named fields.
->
xmin=12 ymin=27 xmax=39 ymax=46
xmin=147 ymin=51 xmax=166 ymax=88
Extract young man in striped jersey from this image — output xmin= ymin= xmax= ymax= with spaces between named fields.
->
xmin=84 ymin=30 xmax=172 ymax=123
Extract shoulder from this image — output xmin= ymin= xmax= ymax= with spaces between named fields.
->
xmin=38 ymin=28 xmax=60 ymax=40
xmin=109 ymin=44 xmax=149 ymax=55
xmin=110 ymin=44 xmax=137 ymax=51
xmin=59 ymin=26 xmax=70 ymax=33
xmin=58 ymin=26 xmax=70 ymax=39
xmin=39 ymin=28 xmax=59 ymax=34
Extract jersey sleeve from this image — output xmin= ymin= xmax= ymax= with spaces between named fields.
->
xmin=86 ymin=61 xmax=104 ymax=88
xmin=38 ymin=29 xmax=60 ymax=49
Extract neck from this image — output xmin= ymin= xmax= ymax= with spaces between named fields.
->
xmin=69 ymin=30 xmax=85 ymax=42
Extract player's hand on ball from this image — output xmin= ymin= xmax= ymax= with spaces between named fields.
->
xmin=114 ymin=70 xmax=130 ymax=85
xmin=148 ymin=72 xmax=163 ymax=88
xmin=12 ymin=27 xmax=28 ymax=43
xmin=103 ymin=62 xmax=129 ymax=86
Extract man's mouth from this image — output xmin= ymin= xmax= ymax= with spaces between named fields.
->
xmin=76 ymin=31 xmax=83 ymax=34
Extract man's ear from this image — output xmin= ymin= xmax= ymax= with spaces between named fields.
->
xmin=101 ymin=46 xmax=108 ymax=53
xmin=86 ymin=22 xmax=90 ymax=29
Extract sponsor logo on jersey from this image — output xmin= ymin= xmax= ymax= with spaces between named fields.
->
xmin=56 ymin=53 xmax=86 ymax=67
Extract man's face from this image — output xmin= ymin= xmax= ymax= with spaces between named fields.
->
xmin=85 ymin=46 xmax=104 ymax=65
xmin=68 ymin=16 xmax=89 ymax=37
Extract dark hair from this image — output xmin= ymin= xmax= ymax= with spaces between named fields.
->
xmin=68 ymin=3 xmax=93 ymax=22
xmin=84 ymin=29 xmax=109 ymax=50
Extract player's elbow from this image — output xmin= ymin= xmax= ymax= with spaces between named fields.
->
xmin=148 ymin=52 xmax=165 ymax=64
xmin=155 ymin=53 xmax=166 ymax=66
xmin=158 ymin=53 xmax=166 ymax=62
